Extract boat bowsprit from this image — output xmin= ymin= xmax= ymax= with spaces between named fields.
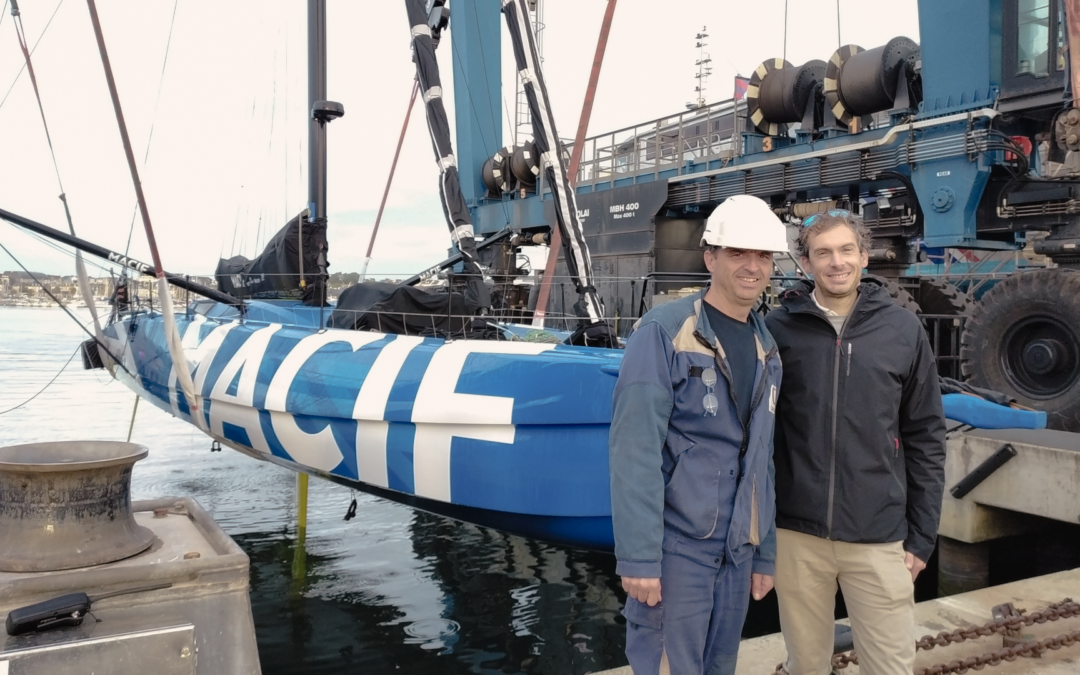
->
xmin=99 ymin=303 xmax=622 ymax=551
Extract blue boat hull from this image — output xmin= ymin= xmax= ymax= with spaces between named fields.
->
xmin=102 ymin=301 xmax=621 ymax=550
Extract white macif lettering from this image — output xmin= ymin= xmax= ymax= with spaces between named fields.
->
xmin=206 ymin=325 xmax=281 ymax=455
xmin=410 ymin=341 xmax=555 ymax=502
xmin=265 ymin=331 xmax=385 ymax=472
xmin=352 ymin=336 xmax=424 ymax=488
xmin=412 ymin=423 xmax=515 ymax=502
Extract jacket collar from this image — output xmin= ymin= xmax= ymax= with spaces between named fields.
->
xmin=777 ymin=276 xmax=893 ymax=316
xmin=692 ymin=285 xmax=777 ymax=356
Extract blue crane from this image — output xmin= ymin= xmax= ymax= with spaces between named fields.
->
xmin=451 ymin=0 xmax=1080 ymax=431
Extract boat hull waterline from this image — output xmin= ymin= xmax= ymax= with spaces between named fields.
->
xmin=101 ymin=305 xmax=620 ymax=550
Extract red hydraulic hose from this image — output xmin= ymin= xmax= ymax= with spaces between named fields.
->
xmin=532 ymin=0 xmax=617 ymax=327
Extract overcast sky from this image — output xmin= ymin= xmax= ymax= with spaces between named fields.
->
xmin=0 ymin=0 xmax=919 ymax=279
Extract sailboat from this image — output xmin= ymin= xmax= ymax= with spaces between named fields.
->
xmin=3 ymin=0 xmax=623 ymax=550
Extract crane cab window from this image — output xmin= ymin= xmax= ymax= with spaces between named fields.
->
xmin=1001 ymin=0 xmax=1067 ymax=100
xmin=1017 ymin=0 xmax=1051 ymax=77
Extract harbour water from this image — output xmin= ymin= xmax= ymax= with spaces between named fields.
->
xmin=5 ymin=307 xmax=1080 ymax=673
xmin=0 ymin=307 xmax=684 ymax=674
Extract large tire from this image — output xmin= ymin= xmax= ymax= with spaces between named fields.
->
xmin=960 ymin=269 xmax=1080 ymax=432
xmin=918 ymin=278 xmax=973 ymax=316
xmin=868 ymin=275 xmax=921 ymax=314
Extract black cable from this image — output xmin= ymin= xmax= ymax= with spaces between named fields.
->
xmin=0 ymin=239 xmax=134 ymax=378
xmin=0 ymin=344 xmax=80 ymax=415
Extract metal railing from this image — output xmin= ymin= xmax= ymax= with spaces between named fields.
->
xmin=570 ymin=99 xmax=745 ymax=187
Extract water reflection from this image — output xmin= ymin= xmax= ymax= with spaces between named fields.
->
xmin=0 ymin=308 xmax=634 ymax=674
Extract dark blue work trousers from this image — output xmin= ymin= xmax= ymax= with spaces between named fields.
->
xmin=623 ymin=550 xmax=752 ymax=675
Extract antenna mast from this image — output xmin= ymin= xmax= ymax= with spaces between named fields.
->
xmin=688 ymin=26 xmax=712 ymax=110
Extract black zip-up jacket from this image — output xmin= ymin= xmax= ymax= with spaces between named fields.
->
xmin=764 ymin=278 xmax=946 ymax=561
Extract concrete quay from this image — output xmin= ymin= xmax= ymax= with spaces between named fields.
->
xmin=592 ymin=566 xmax=1080 ymax=675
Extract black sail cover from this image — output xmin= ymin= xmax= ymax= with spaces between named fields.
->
xmin=214 ymin=214 xmax=328 ymax=305
xmin=502 ymin=0 xmax=606 ymax=325
xmin=405 ymin=0 xmax=490 ymax=313
xmin=328 ymin=282 xmax=474 ymax=336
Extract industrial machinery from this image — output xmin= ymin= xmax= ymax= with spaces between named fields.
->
xmin=447 ymin=0 xmax=1080 ymax=432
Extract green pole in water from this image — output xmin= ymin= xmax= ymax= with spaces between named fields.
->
xmin=296 ymin=473 xmax=309 ymax=539
xmin=291 ymin=473 xmax=308 ymax=584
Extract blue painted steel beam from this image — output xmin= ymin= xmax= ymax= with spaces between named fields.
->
xmin=917 ymin=0 xmax=1002 ymax=114
xmin=451 ymin=0 xmax=502 ymax=208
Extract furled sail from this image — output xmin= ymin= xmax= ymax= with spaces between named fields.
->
xmin=405 ymin=0 xmax=490 ymax=313
xmin=214 ymin=213 xmax=328 ymax=305
xmin=501 ymin=0 xmax=606 ymax=325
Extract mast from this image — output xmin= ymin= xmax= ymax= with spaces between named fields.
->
xmin=305 ymin=0 xmax=343 ymax=306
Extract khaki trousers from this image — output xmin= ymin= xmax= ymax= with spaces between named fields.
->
xmin=774 ymin=528 xmax=916 ymax=675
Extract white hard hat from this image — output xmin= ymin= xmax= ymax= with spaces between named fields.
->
xmin=700 ymin=195 xmax=790 ymax=253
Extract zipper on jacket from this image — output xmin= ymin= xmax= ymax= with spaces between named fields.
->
xmin=846 ymin=343 xmax=852 ymax=377
xmin=742 ymin=345 xmax=777 ymax=544
xmin=826 ymin=334 xmax=841 ymax=539
xmin=824 ymin=304 xmax=864 ymax=539
xmin=787 ymin=288 xmax=871 ymax=541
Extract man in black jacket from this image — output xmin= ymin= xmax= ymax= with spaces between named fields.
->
xmin=764 ymin=211 xmax=946 ymax=675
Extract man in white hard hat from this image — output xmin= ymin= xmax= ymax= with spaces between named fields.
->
xmin=610 ymin=195 xmax=789 ymax=675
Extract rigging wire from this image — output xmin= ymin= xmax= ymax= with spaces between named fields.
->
xmin=123 ymin=0 xmax=180 ymax=259
xmin=0 ymin=239 xmax=134 ymax=378
xmin=263 ymin=28 xmax=280 ymax=254
xmin=11 ymin=3 xmax=68 ymax=193
xmin=6 ymin=0 xmax=112 ymax=358
xmin=85 ymin=0 xmax=203 ymax=426
xmin=836 ymin=0 xmax=842 ymax=49
xmin=5 ymin=225 xmax=116 ymax=274
xmin=283 ymin=2 xmax=290 ymax=247
xmin=0 ymin=343 xmax=81 ymax=416
xmin=0 ymin=0 xmax=64 ymax=113
xmin=361 ymin=78 xmax=419 ymax=281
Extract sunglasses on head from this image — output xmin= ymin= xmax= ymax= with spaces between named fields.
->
xmin=801 ymin=209 xmax=851 ymax=228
